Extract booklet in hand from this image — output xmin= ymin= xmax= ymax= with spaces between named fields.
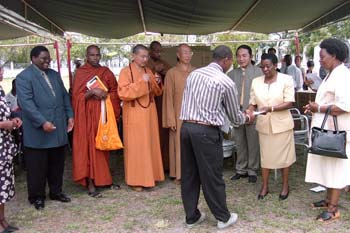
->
xmin=86 ymin=75 xmax=108 ymax=91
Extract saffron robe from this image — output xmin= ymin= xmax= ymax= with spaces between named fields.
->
xmin=118 ymin=62 xmax=165 ymax=187
xmin=72 ymin=63 xmax=121 ymax=186
xmin=147 ymin=58 xmax=171 ymax=171
xmin=162 ymin=64 xmax=194 ymax=179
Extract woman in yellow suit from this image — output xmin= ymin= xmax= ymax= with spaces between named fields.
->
xmin=247 ymin=53 xmax=296 ymax=200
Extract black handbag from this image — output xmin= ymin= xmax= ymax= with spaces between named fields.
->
xmin=310 ymin=106 xmax=347 ymax=159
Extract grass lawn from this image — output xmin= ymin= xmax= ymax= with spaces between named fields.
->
xmin=6 ymin=146 xmax=350 ymax=233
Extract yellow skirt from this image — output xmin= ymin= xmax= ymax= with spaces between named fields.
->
xmin=259 ymin=129 xmax=296 ymax=169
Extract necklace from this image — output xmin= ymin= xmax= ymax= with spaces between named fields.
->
xmin=129 ymin=64 xmax=152 ymax=108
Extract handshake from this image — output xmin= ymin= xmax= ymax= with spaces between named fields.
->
xmin=243 ymin=109 xmax=255 ymax=124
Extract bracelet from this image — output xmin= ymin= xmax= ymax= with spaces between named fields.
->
xmin=271 ymin=106 xmax=274 ymax=112
xmin=317 ymin=105 xmax=321 ymax=113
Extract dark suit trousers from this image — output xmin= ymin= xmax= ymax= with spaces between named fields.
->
xmin=181 ymin=122 xmax=230 ymax=224
xmin=24 ymin=146 xmax=66 ymax=202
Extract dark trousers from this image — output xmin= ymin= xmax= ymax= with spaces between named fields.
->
xmin=24 ymin=146 xmax=66 ymax=203
xmin=181 ymin=122 xmax=230 ymax=223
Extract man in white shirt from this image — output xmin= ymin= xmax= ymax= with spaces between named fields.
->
xmin=5 ymin=79 xmax=18 ymax=112
xmin=284 ymin=55 xmax=302 ymax=91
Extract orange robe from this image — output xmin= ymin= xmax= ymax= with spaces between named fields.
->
xmin=162 ymin=64 xmax=195 ymax=179
xmin=72 ymin=63 xmax=121 ymax=186
xmin=118 ymin=62 xmax=165 ymax=187
xmin=147 ymin=58 xmax=171 ymax=171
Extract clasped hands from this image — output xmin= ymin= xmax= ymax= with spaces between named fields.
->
xmin=243 ymin=109 xmax=255 ymax=124
xmin=142 ymin=73 xmax=161 ymax=84
xmin=42 ymin=118 xmax=74 ymax=133
xmin=2 ymin=117 xmax=22 ymax=131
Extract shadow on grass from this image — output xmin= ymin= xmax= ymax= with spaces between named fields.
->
xmin=6 ymin=146 xmax=350 ymax=232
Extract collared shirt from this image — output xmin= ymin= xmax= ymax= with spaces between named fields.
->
xmin=33 ymin=64 xmax=56 ymax=97
xmin=4 ymin=92 xmax=18 ymax=111
xmin=180 ymin=62 xmax=245 ymax=126
xmin=286 ymin=64 xmax=302 ymax=90
xmin=227 ymin=63 xmax=263 ymax=110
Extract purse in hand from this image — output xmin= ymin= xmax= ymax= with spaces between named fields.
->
xmin=310 ymin=106 xmax=347 ymax=159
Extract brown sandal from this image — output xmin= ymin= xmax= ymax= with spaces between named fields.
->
xmin=316 ymin=204 xmax=340 ymax=223
xmin=311 ymin=199 xmax=328 ymax=209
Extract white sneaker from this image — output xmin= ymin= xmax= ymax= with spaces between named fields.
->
xmin=186 ymin=213 xmax=206 ymax=228
xmin=217 ymin=213 xmax=238 ymax=229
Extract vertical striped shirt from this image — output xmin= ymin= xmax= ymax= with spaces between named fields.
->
xmin=180 ymin=62 xmax=245 ymax=126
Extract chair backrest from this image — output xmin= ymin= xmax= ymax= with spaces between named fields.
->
xmin=291 ymin=112 xmax=310 ymax=155
xmin=290 ymin=107 xmax=301 ymax=116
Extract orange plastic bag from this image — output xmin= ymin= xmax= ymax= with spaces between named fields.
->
xmin=95 ymin=95 xmax=123 ymax=150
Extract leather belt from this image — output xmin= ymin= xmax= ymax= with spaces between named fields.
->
xmin=184 ymin=120 xmax=218 ymax=128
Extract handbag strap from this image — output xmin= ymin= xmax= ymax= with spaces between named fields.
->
xmin=320 ymin=105 xmax=339 ymax=132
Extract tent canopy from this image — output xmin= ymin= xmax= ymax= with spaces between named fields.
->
xmin=1 ymin=0 xmax=350 ymax=39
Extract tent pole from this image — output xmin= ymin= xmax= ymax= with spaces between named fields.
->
xmin=295 ymin=32 xmax=300 ymax=56
xmin=66 ymin=39 xmax=73 ymax=88
xmin=53 ymin=41 xmax=61 ymax=75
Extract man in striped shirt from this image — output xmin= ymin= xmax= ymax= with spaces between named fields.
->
xmin=180 ymin=45 xmax=254 ymax=229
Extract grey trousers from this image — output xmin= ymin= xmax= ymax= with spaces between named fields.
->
xmin=234 ymin=124 xmax=260 ymax=176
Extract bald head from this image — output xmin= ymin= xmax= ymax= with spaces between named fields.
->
xmin=86 ymin=45 xmax=101 ymax=67
xmin=177 ymin=44 xmax=193 ymax=64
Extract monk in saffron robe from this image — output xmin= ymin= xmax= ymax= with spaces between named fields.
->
xmin=147 ymin=41 xmax=171 ymax=171
xmin=118 ymin=44 xmax=164 ymax=192
xmin=72 ymin=45 xmax=121 ymax=197
xmin=162 ymin=44 xmax=195 ymax=182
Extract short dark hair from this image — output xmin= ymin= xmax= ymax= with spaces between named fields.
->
xmin=295 ymin=55 xmax=302 ymax=60
xmin=213 ymin=45 xmax=232 ymax=61
xmin=149 ymin=41 xmax=161 ymax=50
xmin=132 ymin=44 xmax=148 ymax=54
xmin=30 ymin=46 xmax=49 ymax=60
xmin=320 ymin=38 xmax=348 ymax=62
xmin=261 ymin=53 xmax=278 ymax=65
xmin=236 ymin=44 xmax=252 ymax=57
xmin=284 ymin=54 xmax=292 ymax=64
xmin=267 ymin=47 xmax=276 ymax=54
xmin=307 ymin=60 xmax=314 ymax=67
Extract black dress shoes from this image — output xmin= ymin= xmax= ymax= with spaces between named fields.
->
xmin=248 ymin=175 xmax=257 ymax=183
xmin=279 ymin=191 xmax=289 ymax=201
xmin=5 ymin=225 xmax=19 ymax=232
xmin=49 ymin=193 xmax=71 ymax=203
xmin=230 ymin=173 xmax=248 ymax=180
xmin=257 ymin=191 xmax=269 ymax=200
xmin=33 ymin=199 xmax=45 ymax=210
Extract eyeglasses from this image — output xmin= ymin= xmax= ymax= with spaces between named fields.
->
xmin=182 ymin=51 xmax=194 ymax=56
xmin=137 ymin=54 xmax=150 ymax=59
xmin=38 ymin=56 xmax=52 ymax=62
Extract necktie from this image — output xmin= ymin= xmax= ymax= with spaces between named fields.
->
xmin=240 ymin=69 xmax=246 ymax=108
xmin=41 ymin=71 xmax=56 ymax=97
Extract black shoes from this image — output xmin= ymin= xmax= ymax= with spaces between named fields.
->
xmin=49 ymin=193 xmax=71 ymax=203
xmin=231 ymin=174 xmax=257 ymax=183
xmin=230 ymin=173 xmax=248 ymax=180
xmin=0 ymin=219 xmax=19 ymax=233
xmin=248 ymin=175 xmax=257 ymax=183
xmin=279 ymin=191 xmax=289 ymax=201
xmin=257 ymin=191 xmax=269 ymax=200
xmin=33 ymin=199 xmax=45 ymax=210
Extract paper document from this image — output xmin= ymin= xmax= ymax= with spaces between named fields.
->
xmin=253 ymin=111 xmax=266 ymax=116
xmin=309 ymin=185 xmax=326 ymax=193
